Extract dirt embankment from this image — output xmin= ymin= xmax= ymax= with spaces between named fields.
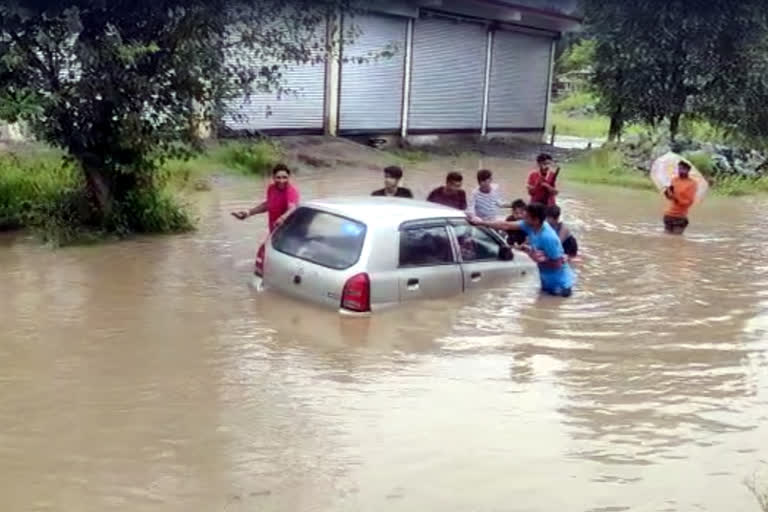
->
xmin=276 ymin=134 xmax=579 ymax=174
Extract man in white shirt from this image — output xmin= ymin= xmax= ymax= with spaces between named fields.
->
xmin=468 ymin=169 xmax=510 ymax=221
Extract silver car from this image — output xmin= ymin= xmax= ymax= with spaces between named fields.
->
xmin=255 ymin=197 xmax=535 ymax=314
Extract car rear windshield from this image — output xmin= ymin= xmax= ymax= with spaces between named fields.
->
xmin=271 ymin=207 xmax=367 ymax=270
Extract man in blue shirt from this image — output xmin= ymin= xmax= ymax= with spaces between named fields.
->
xmin=470 ymin=202 xmax=576 ymax=297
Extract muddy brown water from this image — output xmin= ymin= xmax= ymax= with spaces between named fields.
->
xmin=1 ymin=157 xmax=768 ymax=512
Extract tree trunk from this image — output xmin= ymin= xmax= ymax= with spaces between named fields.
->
xmin=670 ymin=112 xmax=682 ymax=141
xmin=608 ymin=105 xmax=624 ymax=142
xmin=80 ymin=153 xmax=114 ymax=223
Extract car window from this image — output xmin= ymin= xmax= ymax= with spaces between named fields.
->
xmin=452 ymin=223 xmax=502 ymax=262
xmin=399 ymin=226 xmax=455 ymax=267
xmin=272 ymin=207 xmax=366 ymax=270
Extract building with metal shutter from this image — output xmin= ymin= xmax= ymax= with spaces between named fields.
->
xmin=338 ymin=13 xmax=409 ymax=134
xmin=407 ymin=15 xmax=488 ymax=132
xmin=220 ymin=1 xmax=579 ymax=139
xmin=220 ymin=24 xmax=327 ymax=134
xmin=487 ymin=30 xmax=553 ymax=132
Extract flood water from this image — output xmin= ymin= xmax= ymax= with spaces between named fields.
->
xmin=2 ymin=156 xmax=768 ymax=512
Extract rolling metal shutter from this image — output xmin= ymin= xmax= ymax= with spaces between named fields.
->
xmin=339 ymin=13 xmax=408 ymax=133
xmin=222 ymin=30 xmax=326 ymax=132
xmin=487 ymin=31 xmax=553 ymax=130
xmin=408 ymin=16 xmax=488 ymax=132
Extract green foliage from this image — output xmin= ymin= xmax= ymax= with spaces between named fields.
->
xmin=0 ymin=150 xmax=78 ymax=230
xmin=566 ymin=146 xmax=655 ymax=190
xmin=583 ymin=0 xmax=768 ymax=141
xmin=208 ymin=141 xmax=282 ymax=175
xmin=682 ymin=151 xmax=715 ymax=176
xmin=0 ymin=148 xmax=192 ymax=245
xmin=0 ymin=0 xmax=357 ymax=236
xmin=709 ymin=175 xmax=768 ymax=197
xmin=568 ymin=146 xmax=768 ymax=197
xmin=389 ymin=147 xmax=432 ymax=164
xmin=553 ymin=91 xmax=598 ymax=115
xmin=556 ymin=39 xmax=595 ymax=74
xmin=551 ymin=111 xmax=609 ymax=139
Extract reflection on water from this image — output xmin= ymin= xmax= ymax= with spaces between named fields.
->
xmin=1 ymin=158 xmax=767 ymax=512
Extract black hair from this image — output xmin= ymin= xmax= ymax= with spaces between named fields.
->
xmin=477 ymin=169 xmax=493 ymax=182
xmin=546 ymin=205 xmax=561 ymax=220
xmin=446 ymin=171 xmax=463 ymax=183
xmin=511 ymin=199 xmax=527 ymax=210
xmin=272 ymin=163 xmax=291 ymax=175
xmin=384 ymin=165 xmax=403 ymax=180
xmin=536 ymin=153 xmax=553 ymax=164
xmin=526 ymin=202 xmax=547 ymax=223
xmin=678 ymin=161 xmax=692 ymax=171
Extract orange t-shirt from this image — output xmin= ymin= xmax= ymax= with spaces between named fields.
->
xmin=665 ymin=177 xmax=697 ymax=218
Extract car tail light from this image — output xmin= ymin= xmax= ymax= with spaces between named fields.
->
xmin=254 ymin=243 xmax=266 ymax=276
xmin=341 ymin=273 xmax=370 ymax=312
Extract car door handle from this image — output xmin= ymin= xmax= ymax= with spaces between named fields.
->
xmin=470 ymin=271 xmax=482 ymax=281
xmin=406 ymin=278 xmax=420 ymax=290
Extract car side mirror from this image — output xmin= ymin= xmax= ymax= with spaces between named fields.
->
xmin=499 ymin=246 xmax=514 ymax=261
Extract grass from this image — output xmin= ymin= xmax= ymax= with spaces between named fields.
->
xmin=565 ymin=146 xmax=656 ymax=191
xmin=551 ymin=92 xmax=725 ymax=143
xmin=567 ymin=146 xmax=768 ymax=197
xmin=710 ymin=174 xmax=768 ymax=197
xmin=206 ymin=140 xmax=282 ymax=175
xmin=388 ymin=147 xmax=432 ymax=164
xmin=552 ymin=90 xmax=598 ymax=115
xmin=0 ymin=149 xmax=80 ymax=230
xmin=551 ymin=112 xmax=610 ymax=139
xmin=0 ymin=140 xmax=283 ymax=244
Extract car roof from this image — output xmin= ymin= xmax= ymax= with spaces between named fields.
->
xmin=302 ymin=196 xmax=466 ymax=226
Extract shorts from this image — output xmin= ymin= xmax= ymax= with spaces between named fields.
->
xmin=543 ymin=286 xmax=573 ymax=298
xmin=562 ymin=235 xmax=578 ymax=257
xmin=663 ymin=215 xmax=689 ymax=232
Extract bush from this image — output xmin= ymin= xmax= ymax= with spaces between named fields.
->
xmin=208 ymin=140 xmax=281 ymax=175
xmin=0 ymin=149 xmax=193 ymax=245
xmin=0 ymin=151 xmax=79 ymax=230
xmin=683 ymin=151 xmax=716 ymax=176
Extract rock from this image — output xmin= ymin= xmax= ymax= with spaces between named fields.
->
xmin=711 ymin=153 xmax=732 ymax=175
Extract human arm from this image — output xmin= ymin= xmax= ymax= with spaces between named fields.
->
xmin=470 ymin=216 xmax=525 ymax=232
xmin=559 ymin=224 xmax=571 ymax=243
xmin=467 ymin=189 xmax=477 ymax=216
xmin=533 ymin=235 xmax=565 ymax=269
xmin=231 ymin=201 xmax=268 ymax=220
xmin=459 ymin=190 xmax=468 ymax=211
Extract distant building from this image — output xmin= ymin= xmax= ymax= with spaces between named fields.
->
xmin=221 ymin=0 xmax=581 ymax=142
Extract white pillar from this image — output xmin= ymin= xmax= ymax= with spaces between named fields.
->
xmin=481 ymin=28 xmax=494 ymax=136
xmin=324 ymin=13 xmax=342 ymax=136
xmin=543 ymin=38 xmax=557 ymax=142
xmin=400 ymin=18 xmax=414 ymax=139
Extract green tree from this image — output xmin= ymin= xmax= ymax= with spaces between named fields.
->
xmin=556 ymin=38 xmax=595 ymax=75
xmin=0 ymin=0 xmax=355 ymax=230
xmin=584 ymin=0 xmax=768 ymax=141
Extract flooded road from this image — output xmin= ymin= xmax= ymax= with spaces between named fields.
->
xmin=1 ymin=156 xmax=767 ymax=512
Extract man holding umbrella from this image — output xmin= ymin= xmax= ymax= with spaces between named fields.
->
xmin=663 ymin=160 xmax=698 ymax=234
